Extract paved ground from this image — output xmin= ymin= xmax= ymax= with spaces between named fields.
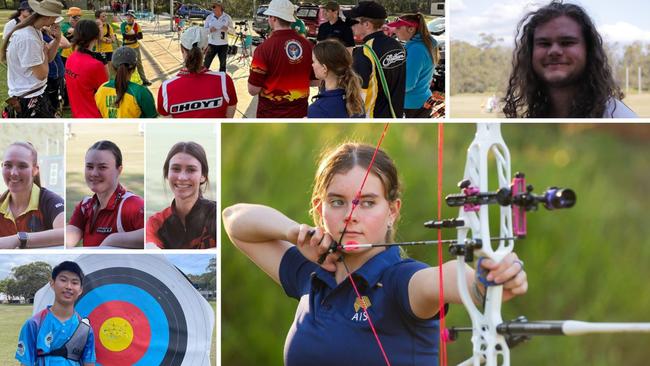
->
xmin=136 ymin=17 xmax=318 ymax=118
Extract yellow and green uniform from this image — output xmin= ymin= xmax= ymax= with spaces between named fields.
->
xmin=95 ymin=23 xmax=115 ymax=53
xmin=60 ymin=21 xmax=74 ymax=58
xmin=120 ymin=21 xmax=141 ymax=48
xmin=95 ymin=79 xmax=157 ymax=118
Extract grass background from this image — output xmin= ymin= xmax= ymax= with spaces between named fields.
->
xmin=221 ymin=123 xmax=650 ymax=366
xmin=145 ymin=123 xmax=217 ymax=219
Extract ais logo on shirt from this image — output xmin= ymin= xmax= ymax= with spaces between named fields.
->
xmin=170 ymin=98 xmax=224 ymax=113
xmin=350 ymin=296 xmax=372 ymax=322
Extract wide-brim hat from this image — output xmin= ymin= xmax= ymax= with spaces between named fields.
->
xmin=263 ymin=0 xmax=295 ymax=23
xmin=28 ymin=0 xmax=64 ymax=17
xmin=66 ymin=6 xmax=81 ymax=16
xmin=181 ymin=26 xmax=208 ymax=50
xmin=124 ymin=10 xmax=136 ymax=18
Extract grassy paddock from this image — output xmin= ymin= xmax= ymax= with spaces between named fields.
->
xmin=65 ymin=123 xmax=144 ymax=224
xmin=0 ymin=304 xmax=32 ymax=366
xmin=450 ymin=92 xmax=650 ymax=118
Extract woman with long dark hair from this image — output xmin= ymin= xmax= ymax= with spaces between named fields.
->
xmin=64 ymin=19 xmax=109 ymax=117
xmin=387 ymin=13 xmax=439 ymax=118
xmin=146 ymin=142 xmax=216 ymax=249
xmin=95 ymin=46 xmax=157 ymax=118
xmin=0 ymin=142 xmax=64 ymax=248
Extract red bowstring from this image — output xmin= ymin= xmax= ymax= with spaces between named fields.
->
xmin=337 ymin=122 xmax=392 ymax=366
xmin=437 ymin=123 xmax=448 ymax=366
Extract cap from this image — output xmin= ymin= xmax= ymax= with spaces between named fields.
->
xmin=180 ymin=26 xmax=208 ymax=50
xmin=343 ymin=1 xmax=386 ymax=21
xmin=263 ymin=0 xmax=296 ymax=23
xmin=18 ymin=0 xmax=31 ymax=10
xmin=112 ymin=46 xmax=137 ymax=67
xmin=66 ymin=6 xmax=82 ymax=16
xmin=386 ymin=17 xmax=418 ymax=29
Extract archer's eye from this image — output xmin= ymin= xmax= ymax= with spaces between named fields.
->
xmin=360 ymin=200 xmax=376 ymax=208
xmin=329 ymin=199 xmax=345 ymax=207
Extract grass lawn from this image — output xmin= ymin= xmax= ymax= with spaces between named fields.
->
xmin=65 ymin=123 xmax=144 ymax=225
xmin=0 ymin=304 xmax=31 ymax=365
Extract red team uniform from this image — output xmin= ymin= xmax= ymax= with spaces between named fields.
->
xmin=146 ymin=198 xmax=216 ymax=249
xmin=68 ymin=185 xmax=144 ymax=246
xmin=248 ymin=29 xmax=314 ymax=118
xmin=157 ymin=68 xmax=237 ymax=118
xmin=65 ymin=50 xmax=108 ymax=118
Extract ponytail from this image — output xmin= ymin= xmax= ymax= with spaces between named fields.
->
xmin=1 ymin=13 xmax=40 ymax=62
xmin=401 ymin=13 xmax=438 ymax=65
xmin=183 ymin=45 xmax=204 ymax=73
xmin=340 ymin=68 xmax=364 ymax=117
xmin=114 ymin=63 xmax=135 ymax=107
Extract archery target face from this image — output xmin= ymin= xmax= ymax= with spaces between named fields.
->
xmin=33 ymin=254 xmax=215 ymax=366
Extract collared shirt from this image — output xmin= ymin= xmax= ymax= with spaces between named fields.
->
xmin=204 ymin=12 xmax=233 ymax=46
xmin=353 ymin=31 xmax=406 ymax=118
xmin=0 ymin=185 xmax=64 ymax=237
xmin=316 ymin=18 xmax=354 ymax=47
xmin=16 ymin=306 xmax=96 ymax=366
xmin=307 ymin=88 xmax=363 ymax=118
xmin=146 ymin=198 xmax=216 ymax=249
xmin=65 ymin=50 xmax=108 ymax=118
xmin=68 ymin=184 xmax=144 ymax=247
xmin=248 ymin=29 xmax=315 ymax=118
xmin=279 ymin=246 xmax=441 ymax=366
xmin=120 ymin=21 xmax=141 ymax=48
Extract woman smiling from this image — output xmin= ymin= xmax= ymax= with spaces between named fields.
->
xmin=146 ymin=142 xmax=216 ymax=249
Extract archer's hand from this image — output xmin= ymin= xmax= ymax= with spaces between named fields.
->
xmin=294 ymin=224 xmax=340 ymax=272
xmin=479 ymin=252 xmax=528 ymax=302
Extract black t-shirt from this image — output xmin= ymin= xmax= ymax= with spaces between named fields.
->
xmin=352 ymin=31 xmax=406 ymax=118
xmin=316 ymin=18 xmax=354 ymax=47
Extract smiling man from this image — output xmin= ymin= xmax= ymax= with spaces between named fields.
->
xmin=16 ymin=261 xmax=96 ymax=366
xmin=502 ymin=1 xmax=637 ymax=118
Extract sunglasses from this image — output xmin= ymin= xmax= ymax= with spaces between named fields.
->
xmin=72 ymin=15 xmax=81 ymax=20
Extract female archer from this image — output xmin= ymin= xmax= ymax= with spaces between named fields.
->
xmin=223 ymin=142 xmax=528 ymax=365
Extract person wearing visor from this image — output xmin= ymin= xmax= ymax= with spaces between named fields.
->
xmin=120 ymin=10 xmax=151 ymax=86
xmin=96 ymin=46 xmax=157 ymax=118
xmin=387 ymin=13 xmax=438 ymax=118
xmin=344 ymin=1 xmax=405 ymax=118
xmin=0 ymin=0 xmax=64 ymax=118
xmin=4 ymin=0 xmax=34 ymax=36
xmin=16 ymin=261 xmax=96 ymax=366
xmin=316 ymin=1 xmax=354 ymax=49
xmin=158 ymin=26 xmax=237 ymax=118
xmin=247 ymin=0 xmax=315 ymax=118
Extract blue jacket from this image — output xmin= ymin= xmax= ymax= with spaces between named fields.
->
xmin=404 ymin=34 xmax=436 ymax=109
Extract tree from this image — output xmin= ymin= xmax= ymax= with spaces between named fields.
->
xmin=10 ymin=262 xmax=52 ymax=302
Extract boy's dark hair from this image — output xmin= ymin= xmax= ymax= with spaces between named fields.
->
xmin=52 ymin=261 xmax=85 ymax=285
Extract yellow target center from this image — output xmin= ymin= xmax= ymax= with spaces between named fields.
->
xmin=99 ymin=317 xmax=134 ymax=352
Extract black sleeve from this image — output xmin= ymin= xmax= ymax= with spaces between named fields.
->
xmin=317 ymin=23 xmax=326 ymax=41
xmin=343 ymin=26 xmax=355 ymax=47
xmin=352 ymin=47 xmax=372 ymax=88
xmin=39 ymin=188 xmax=64 ymax=230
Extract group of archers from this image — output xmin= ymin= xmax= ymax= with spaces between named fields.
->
xmin=0 ymin=139 xmax=216 ymax=250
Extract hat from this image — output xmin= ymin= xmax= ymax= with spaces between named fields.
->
xmin=18 ymin=0 xmax=32 ymax=11
xmin=66 ymin=6 xmax=81 ymax=16
xmin=125 ymin=10 xmax=136 ymax=17
xmin=112 ymin=46 xmax=137 ymax=67
xmin=386 ymin=17 xmax=418 ymax=29
xmin=343 ymin=1 xmax=386 ymax=22
xmin=263 ymin=0 xmax=295 ymax=23
xmin=180 ymin=26 xmax=208 ymax=50
xmin=28 ymin=0 xmax=64 ymax=17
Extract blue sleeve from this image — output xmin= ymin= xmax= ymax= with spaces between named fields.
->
xmin=279 ymin=246 xmax=319 ymax=299
xmin=82 ymin=325 xmax=96 ymax=363
xmin=405 ymin=46 xmax=425 ymax=94
xmin=388 ymin=260 xmax=433 ymax=320
xmin=15 ymin=319 xmax=37 ymax=366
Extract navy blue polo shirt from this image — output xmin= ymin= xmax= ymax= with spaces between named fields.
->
xmin=308 ymin=88 xmax=364 ymax=118
xmin=280 ymin=246 xmax=440 ymax=366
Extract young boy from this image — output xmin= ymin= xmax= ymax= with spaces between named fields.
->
xmin=16 ymin=261 xmax=96 ymax=366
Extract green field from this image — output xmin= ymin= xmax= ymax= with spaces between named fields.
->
xmin=0 ymin=301 xmax=216 ymax=365
xmin=450 ymin=92 xmax=650 ymax=118
xmin=65 ymin=123 xmax=144 ymax=225
xmin=145 ymin=123 xmax=217 ymax=219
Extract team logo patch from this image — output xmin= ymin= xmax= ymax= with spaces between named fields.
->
xmin=170 ymin=98 xmax=224 ymax=114
xmin=353 ymin=296 xmax=372 ymax=313
xmin=45 ymin=331 xmax=53 ymax=347
xmin=285 ymin=40 xmax=303 ymax=63
xmin=380 ymin=50 xmax=406 ymax=69
xmin=16 ymin=341 xmax=25 ymax=356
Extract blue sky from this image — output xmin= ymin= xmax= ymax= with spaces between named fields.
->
xmin=450 ymin=0 xmax=650 ymax=45
xmin=0 ymin=254 xmax=214 ymax=280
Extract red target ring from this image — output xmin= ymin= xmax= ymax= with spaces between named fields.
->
xmin=88 ymin=301 xmax=151 ymax=365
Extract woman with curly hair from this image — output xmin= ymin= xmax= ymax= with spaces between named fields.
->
xmin=502 ymin=0 xmax=636 ymax=118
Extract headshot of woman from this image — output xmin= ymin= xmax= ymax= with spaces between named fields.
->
xmin=0 ymin=142 xmax=64 ymax=249
xmin=222 ymin=141 xmax=528 ymax=365
xmin=66 ymin=140 xmax=144 ymax=248
xmin=146 ymin=142 xmax=216 ymax=249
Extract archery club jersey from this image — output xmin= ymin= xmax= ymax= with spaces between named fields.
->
xmin=16 ymin=306 xmax=96 ymax=366
xmin=95 ymin=79 xmax=157 ymax=118
xmin=146 ymin=198 xmax=216 ymax=249
xmin=68 ymin=184 xmax=144 ymax=247
xmin=157 ymin=68 xmax=237 ymax=118
xmin=120 ymin=21 xmax=141 ymax=48
xmin=248 ymin=29 xmax=315 ymax=118
xmin=0 ymin=185 xmax=64 ymax=236
xmin=280 ymin=246 xmax=441 ymax=366
xmin=65 ymin=50 xmax=108 ymax=118
xmin=353 ymin=31 xmax=406 ymax=118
